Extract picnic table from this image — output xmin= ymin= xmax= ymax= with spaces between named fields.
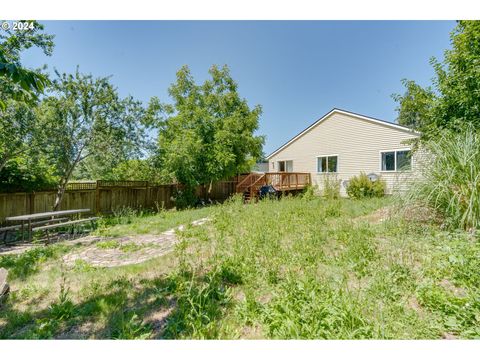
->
xmin=5 ymin=209 xmax=91 ymax=242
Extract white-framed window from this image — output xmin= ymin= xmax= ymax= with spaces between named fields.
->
xmin=277 ymin=160 xmax=293 ymax=172
xmin=317 ymin=155 xmax=338 ymax=173
xmin=380 ymin=149 xmax=412 ymax=172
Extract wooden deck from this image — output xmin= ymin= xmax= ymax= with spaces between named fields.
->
xmin=236 ymin=172 xmax=311 ymax=201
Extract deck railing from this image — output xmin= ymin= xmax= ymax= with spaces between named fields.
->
xmin=264 ymin=172 xmax=311 ymax=190
xmin=236 ymin=172 xmax=311 ymax=195
xmin=236 ymin=173 xmax=265 ymax=193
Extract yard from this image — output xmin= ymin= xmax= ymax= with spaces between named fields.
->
xmin=0 ymin=194 xmax=479 ymax=339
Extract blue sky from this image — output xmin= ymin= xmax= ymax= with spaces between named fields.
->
xmin=23 ymin=21 xmax=455 ymax=155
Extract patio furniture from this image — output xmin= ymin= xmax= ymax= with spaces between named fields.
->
xmin=4 ymin=209 xmax=94 ymax=242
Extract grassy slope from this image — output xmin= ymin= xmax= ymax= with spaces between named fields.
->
xmin=94 ymin=206 xmax=215 ymax=237
xmin=0 ymin=195 xmax=479 ymax=339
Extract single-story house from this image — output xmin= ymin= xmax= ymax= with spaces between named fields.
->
xmin=265 ymin=108 xmax=421 ymax=196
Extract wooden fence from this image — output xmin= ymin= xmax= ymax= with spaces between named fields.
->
xmin=0 ymin=179 xmax=238 ymax=224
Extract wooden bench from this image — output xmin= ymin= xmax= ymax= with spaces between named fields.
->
xmin=1 ymin=218 xmax=69 ymax=244
xmin=6 ymin=209 xmax=91 ymax=242
xmin=32 ymin=217 xmax=99 ymax=243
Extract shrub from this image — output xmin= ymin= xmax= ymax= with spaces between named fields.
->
xmin=174 ymin=187 xmax=198 ymax=210
xmin=96 ymin=206 xmax=152 ymax=230
xmin=322 ymin=175 xmax=340 ymax=199
xmin=0 ymin=156 xmax=58 ymax=193
xmin=346 ymin=172 xmax=385 ymax=199
xmin=406 ymin=127 xmax=480 ymax=230
xmin=301 ymin=184 xmax=318 ymax=201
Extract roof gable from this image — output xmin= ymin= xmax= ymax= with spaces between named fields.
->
xmin=266 ymin=108 xmax=419 ymax=159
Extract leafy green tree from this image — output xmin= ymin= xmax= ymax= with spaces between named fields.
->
xmin=38 ymin=69 xmax=149 ymax=210
xmin=0 ymin=155 xmax=57 ymax=193
xmin=107 ymin=159 xmax=163 ymax=182
xmin=0 ymin=20 xmax=54 ymax=172
xmin=152 ymin=65 xmax=264 ymax=205
xmin=0 ymin=100 xmax=38 ymax=172
xmin=392 ymin=79 xmax=435 ymax=130
xmin=394 ymin=21 xmax=480 ymax=136
xmin=0 ymin=20 xmax=53 ymax=108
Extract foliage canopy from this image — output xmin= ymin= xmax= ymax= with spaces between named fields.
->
xmin=37 ymin=69 xmax=149 ymax=209
xmin=394 ymin=21 xmax=480 ymax=136
xmin=152 ymin=65 xmax=264 ymax=202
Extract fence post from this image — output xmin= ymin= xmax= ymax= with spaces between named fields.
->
xmin=29 ymin=192 xmax=35 ymax=214
xmin=95 ymin=180 xmax=101 ymax=214
xmin=144 ymin=181 xmax=149 ymax=209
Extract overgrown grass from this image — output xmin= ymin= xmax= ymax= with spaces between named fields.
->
xmin=406 ymin=127 xmax=480 ymax=230
xmin=0 ymin=245 xmax=69 ymax=280
xmin=94 ymin=205 xmax=214 ymax=237
xmin=1 ymin=195 xmax=479 ymax=339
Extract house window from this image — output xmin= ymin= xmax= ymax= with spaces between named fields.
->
xmin=396 ymin=150 xmax=412 ymax=171
xmin=381 ymin=152 xmax=395 ymax=171
xmin=317 ymin=155 xmax=338 ymax=173
xmin=381 ymin=150 xmax=412 ymax=171
xmin=277 ymin=160 xmax=293 ymax=172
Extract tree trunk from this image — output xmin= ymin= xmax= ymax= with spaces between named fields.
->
xmin=53 ymin=182 xmax=66 ymax=211
xmin=52 ymin=160 xmax=79 ymax=211
xmin=207 ymin=180 xmax=213 ymax=203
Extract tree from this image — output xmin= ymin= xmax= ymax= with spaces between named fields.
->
xmin=152 ymin=65 xmax=264 ymax=205
xmin=0 ymin=49 xmax=50 ymax=109
xmin=0 ymin=20 xmax=54 ymax=172
xmin=0 ymin=20 xmax=53 ymax=108
xmin=107 ymin=159 xmax=163 ymax=182
xmin=0 ymin=154 xmax=57 ymax=193
xmin=394 ymin=21 xmax=480 ymax=136
xmin=38 ymin=69 xmax=149 ymax=210
xmin=0 ymin=100 xmax=38 ymax=172
xmin=392 ymin=79 xmax=435 ymax=130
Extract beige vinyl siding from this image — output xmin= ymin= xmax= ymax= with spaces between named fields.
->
xmin=267 ymin=111 xmax=420 ymax=196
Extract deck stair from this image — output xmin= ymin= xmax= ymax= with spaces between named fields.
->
xmin=236 ymin=173 xmax=265 ymax=202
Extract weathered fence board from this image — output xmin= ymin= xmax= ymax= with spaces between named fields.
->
xmin=0 ymin=180 xmax=237 ymax=224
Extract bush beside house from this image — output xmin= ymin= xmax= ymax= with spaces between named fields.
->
xmin=346 ymin=172 xmax=386 ymax=199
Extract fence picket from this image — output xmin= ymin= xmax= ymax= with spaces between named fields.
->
xmin=0 ymin=179 xmax=237 ymax=223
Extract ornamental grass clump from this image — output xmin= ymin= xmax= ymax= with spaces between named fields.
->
xmin=406 ymin=127 xmax=480 ymax=230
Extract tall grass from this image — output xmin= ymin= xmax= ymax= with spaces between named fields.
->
xmin=322 ymin=175 xmax=341 ymax=199
xmin=3 ymin=194 xmax=480 ymax=339
xmin=407 ymin=128 xmax=480 ymax=230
